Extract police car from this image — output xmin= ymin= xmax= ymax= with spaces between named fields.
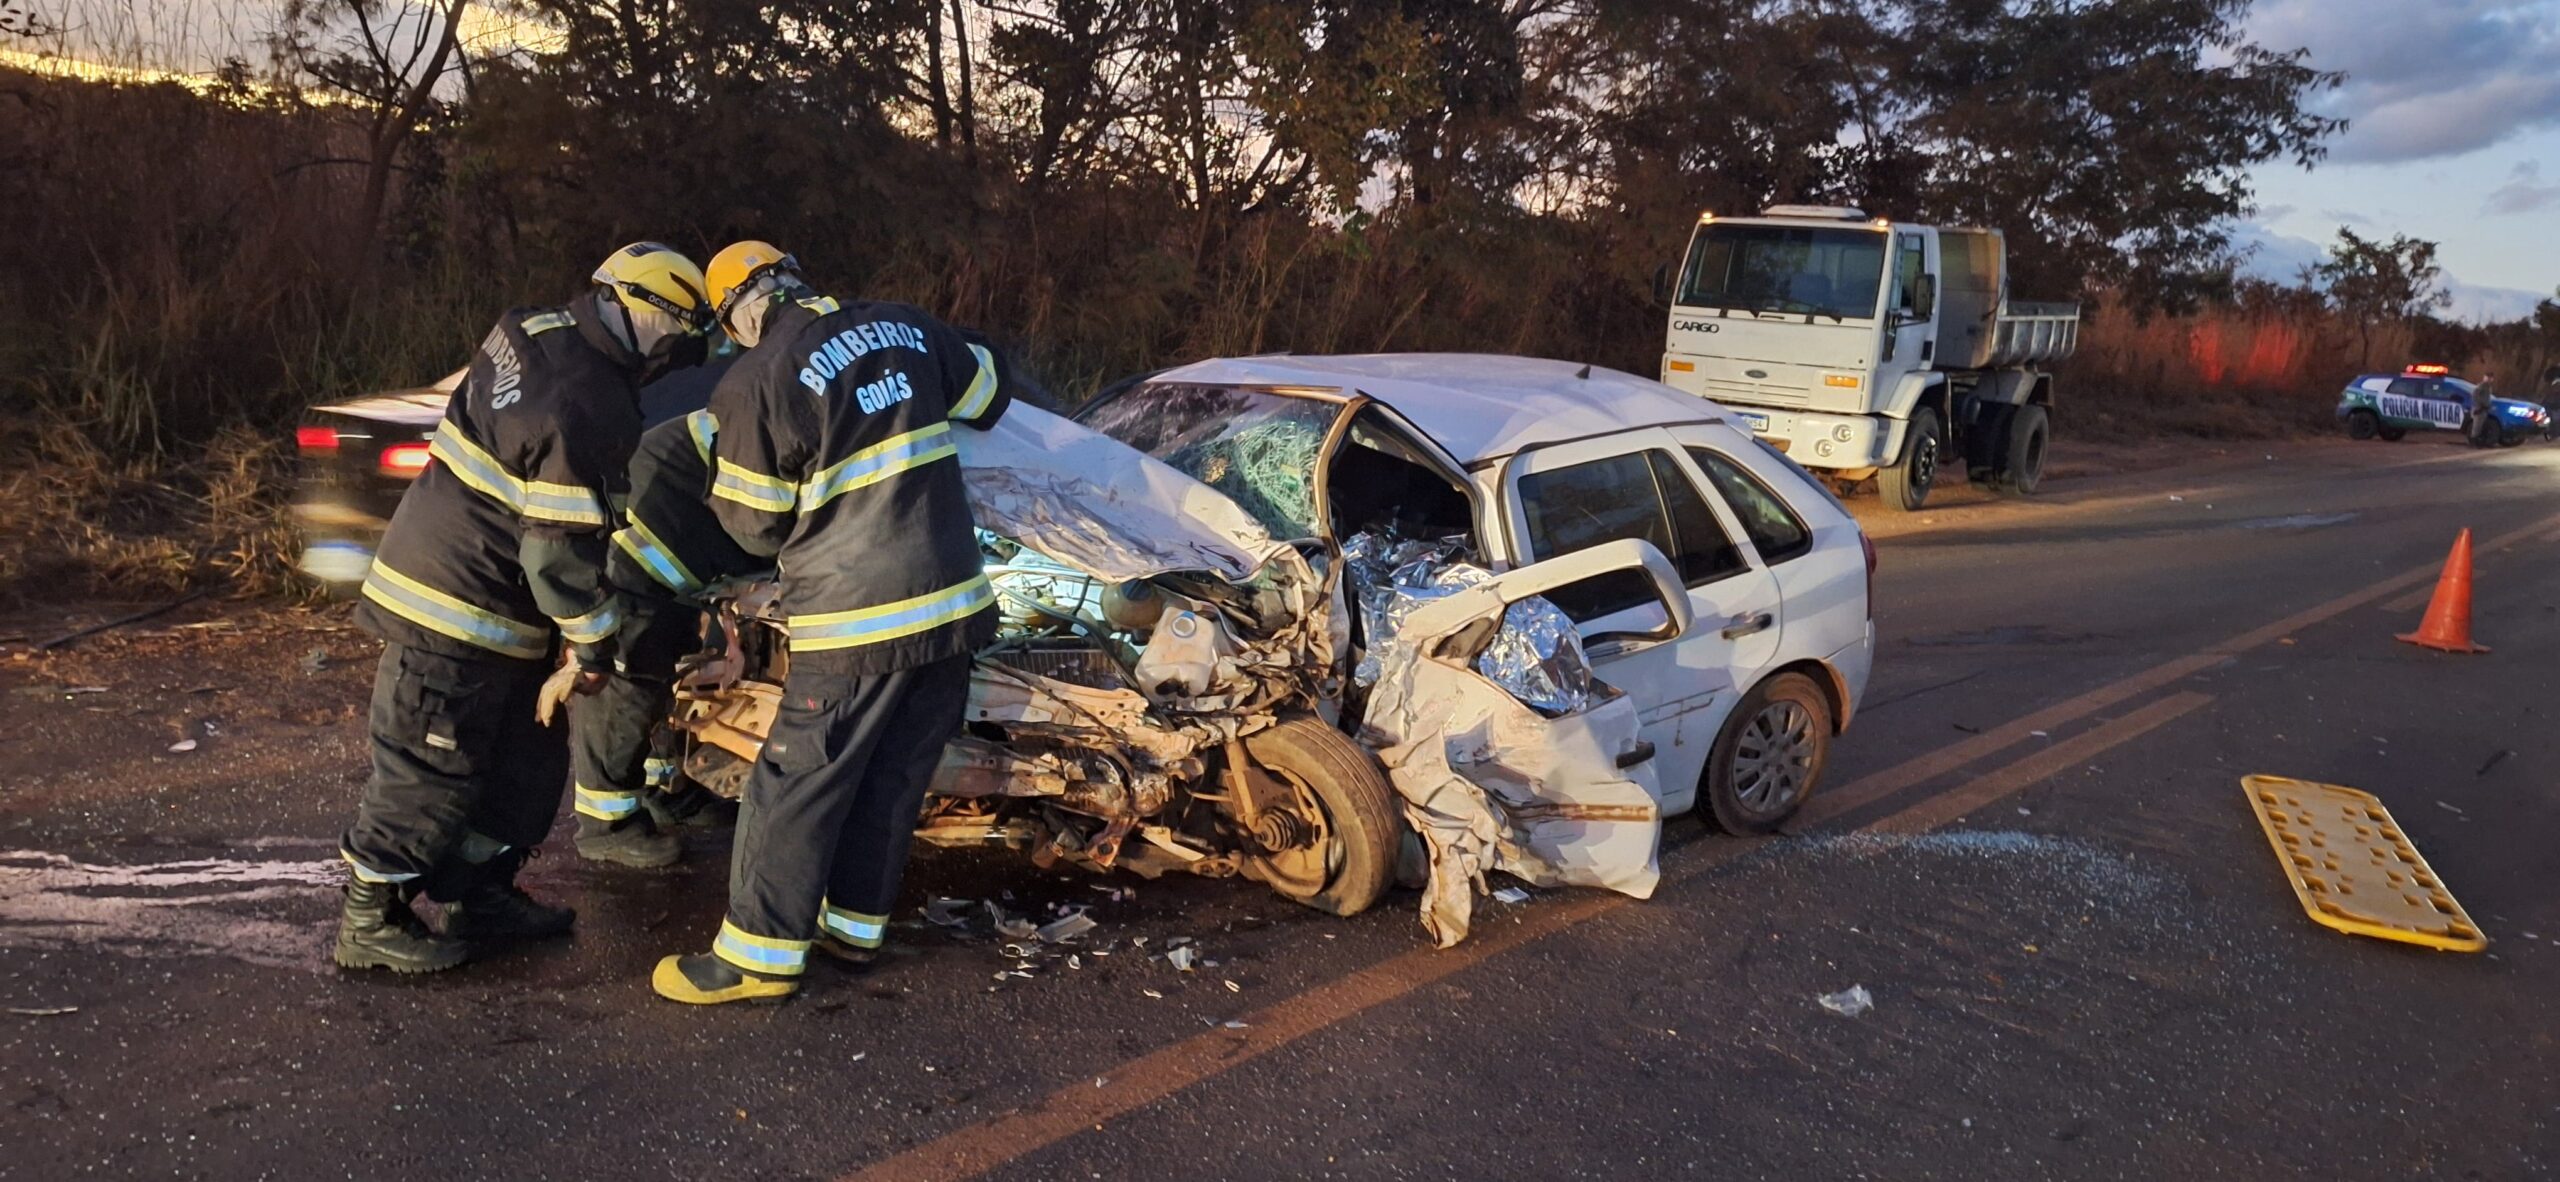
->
xmin=2336 ymin=364 xmax=2548 ymax=447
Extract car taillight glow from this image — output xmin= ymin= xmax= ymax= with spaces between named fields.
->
xmin=379 ymin=441 xmax=433 ymax=477
xmin=296 ymin=425 xmax=340 ymax=451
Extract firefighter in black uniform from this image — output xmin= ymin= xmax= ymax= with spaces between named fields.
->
xmin=564 ymin=406 xmax=765 ymax=867
xmin=335 ymin=242 xmax=713 ymax=974
xmin=653 ymin=242 xmax=1022 ymax=1004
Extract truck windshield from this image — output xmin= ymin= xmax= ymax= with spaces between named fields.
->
xmin=1677 ymin=224 xmax=1887 ymax=321
xmin=1079 ymin=383 xmax=1342 ymax=539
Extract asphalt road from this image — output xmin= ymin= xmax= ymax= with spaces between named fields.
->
xmin=4 ymin=435 xmax=2558 ymax=1180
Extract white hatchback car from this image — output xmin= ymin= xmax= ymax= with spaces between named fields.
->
xmin=1082 ymin=354 xmax=1876 ymax=836
xmin=666 ymin=351 xmax=1874 ymax=945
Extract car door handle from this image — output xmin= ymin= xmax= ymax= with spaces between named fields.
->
xmin=1720 ymin=611 xmax=1774 ymax=640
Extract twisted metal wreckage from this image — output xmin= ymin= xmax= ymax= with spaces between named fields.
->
xmin=668 ymin=404 xmax=1664 ymax=946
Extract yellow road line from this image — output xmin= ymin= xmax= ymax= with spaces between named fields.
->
xmin=1865 ymin=692 xmax=2213 ymax=836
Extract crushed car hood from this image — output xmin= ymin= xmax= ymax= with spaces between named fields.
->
xmin=956 ymin=403 xmax=1292 ymax=584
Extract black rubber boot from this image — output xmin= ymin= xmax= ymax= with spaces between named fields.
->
xmin=645 ymin=783 xmax=734 ymax=831
xmin=574 ymin=817 xmax=681 ymax=868
xmin=335 ymin=880 xmax=468 ymax=973
xmin=814 ymin=934 xmax=881 ymax=974
xmin=445 ymin=851 xmax=576 ymax=942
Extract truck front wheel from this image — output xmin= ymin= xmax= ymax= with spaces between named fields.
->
xmin=1993 ymin=405 xmax=2050 ymax=496
xmin=1878 ymin=407 xmax=1941 ymax=511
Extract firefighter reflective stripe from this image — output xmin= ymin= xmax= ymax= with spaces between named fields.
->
xmin=796 ymin=296 xmax=842 ymax=316
xmin=520 ymin=310 xmax=576 ymax=336
xmin=685 ymin=409 xmax=717 ymax=463
xmin=573 ymin=785 xmax=641 ymax=820
xmin=714 ymin=919 xmax=808 ymax=976
xmin=713 ymin=458 xmax=797 ymax=513
xmin=951 ymin=343 xmax=1000 ymax=422
xmin=612 ymin=518 xmax=702 ymax=593
xmin=555 ymin=600 xmax=622 ymax=646
xmin=361 ymin=561 xmax=550 ymax=659
xmin=340 ymin=850 xmax=419 ymax=884
xmin=798 ymin=422 xmax=955 ymax=510
xmin=786 ymin=575 xmax=994 ymax=653
xmin=429 ymin=422 xmax=610 ymax=526
xmin=522 ymin=479 xmax=609 ymax=525
xmin=644 ymin=757 xmax=674 ymax=788
xmin=821 ymin=903 xmax=890 ymax=948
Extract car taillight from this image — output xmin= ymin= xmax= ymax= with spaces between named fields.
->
xmin=379 ymin=441 xmax=432 ymax=477
xmin=296 ymin=425 xmax=340 ymax=451
xmin=1860 ymin=531 xmax=1876 ymax=619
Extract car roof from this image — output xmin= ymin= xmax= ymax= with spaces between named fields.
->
xmin=1146 ymin=353 xmax=1727 ymax=464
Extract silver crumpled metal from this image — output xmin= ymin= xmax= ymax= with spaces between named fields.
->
xmin=1344 ymin=532 xmax=1594 ymax=716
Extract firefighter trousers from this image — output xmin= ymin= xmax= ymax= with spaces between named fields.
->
xmin=569 ymin=602 xmax=702 ymax=829
xmin=711 ymin=654 xmax=971 ymax=978
xmin=340 ymin=641 xmax=568 ymax=900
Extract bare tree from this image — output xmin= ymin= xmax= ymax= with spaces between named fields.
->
xmin=276 ymin=0 xmax=470 ymax=263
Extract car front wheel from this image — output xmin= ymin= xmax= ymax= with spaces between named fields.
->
xmin=2345 ymin=409 xmax=2379 ymax=440
xmin=1236 ymin=716 xmax=1403 ymax=917
xmin=1878 ymin=407 xmax=1941 ymax=512
xmin=1703 ymin=672 xmax=1833 ymax=834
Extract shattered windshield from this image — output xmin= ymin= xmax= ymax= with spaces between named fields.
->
xmin=1677 ymin=223 xmax=1887 ymax=321
xmin=1080 ymin=383 xmax=1341 ymax=539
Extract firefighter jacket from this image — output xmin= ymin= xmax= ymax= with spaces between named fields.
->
xmin=606 ymin=409 xmax=765 ymax=603
xmin=706 ymin=296 xmax=1015 ymax=676
xmin=355 ymin=298 xmax=640 ymax=668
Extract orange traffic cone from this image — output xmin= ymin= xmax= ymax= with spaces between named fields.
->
xmin=2398 ymin=528 xmax=2489 ymax=654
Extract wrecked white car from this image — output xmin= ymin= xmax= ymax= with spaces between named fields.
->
xmin=671 ymin=353 xmax=1875 ymax=944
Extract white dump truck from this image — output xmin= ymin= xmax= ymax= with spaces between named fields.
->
xmin=1656 ymin=205 xmax=2080 ymax=510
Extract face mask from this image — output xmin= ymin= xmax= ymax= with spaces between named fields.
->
xmin=728 ymin=289 xmax=778 ymax=349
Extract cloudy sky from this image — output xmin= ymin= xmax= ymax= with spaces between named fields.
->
xmin=2239 ymin=0 xmax=2560 ymax=320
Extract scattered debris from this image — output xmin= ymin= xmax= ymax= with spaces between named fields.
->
xmin=1492 ymin=886 xmax=1531 ymax=905
xmin=1067 ymin=954 xmax=1083 ymax=970
xmin=6 ymin=1006 xmax=78 ymax=1017
xmin=10 ymin=684 xmax=108 ymax=699
xmin=2476 ymin=749 xmax=2512 ymax=777
xmin=1223 ymin=979 xmax=1241 ymax=993
xmin=2016 ymin=807 xmax=2032 ymax=816
xmin=985 ymin=901 xmax=1038 ymax=939
xmin=167 ymin=739 xmax=198 ymax=753
xmin=2436 ymin=800 xmax=2466 ymax=815
xmin=1037 ymin=910 xmax=1098 ymax=943
xmin=2029 ymin=730 xmax=2049 ymax=738
xmin=1141 ymin=988 xmax=1163 ymax=999
xmin=1165 ymin=946 xmax=1198 ymax=972
xmin=1816 ymin=985 xmax=1874 ymax=1017
xmin=849 ymin=1052 xmax=867 ymax=1063
xmin=923 ymin=898 xmax=973 ymax=927
xmin=299 ymin=647 xmax=334 ymax=674
xmin=2167 ymin=495 xmax=2184 ymax=503
xmin=1222 ymin=1019 xmax=1248 ymax=1029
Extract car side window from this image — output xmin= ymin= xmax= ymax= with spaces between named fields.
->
xmin=1688 ymin=448 xmax=1813 ymax=564
xmin=1517 ymin=450 xmax=1743 ymax=622
xmin=2386 ymin=378 xmax=2425 ymax=397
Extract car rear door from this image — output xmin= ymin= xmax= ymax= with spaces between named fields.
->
xmin=1497 ymin=428 xmax=1784 ymax=816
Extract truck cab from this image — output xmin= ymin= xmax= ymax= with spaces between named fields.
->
xmin=1658 ymin=206 xmax=2078 ymax=511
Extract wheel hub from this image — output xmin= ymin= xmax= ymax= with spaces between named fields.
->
xmin=1732 ymin=699 xmax=1817 ymax=815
